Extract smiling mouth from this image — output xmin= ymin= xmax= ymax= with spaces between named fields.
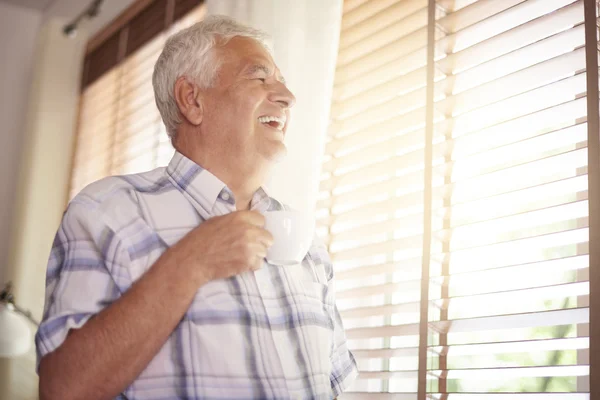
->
xmin=258 ymin=115 xmax=286 ymax=131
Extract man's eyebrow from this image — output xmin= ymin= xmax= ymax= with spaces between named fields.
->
xmin=246 ymin=63 xmax=286 ymax=84
xmin=246 ymin=63 xmax=271 ymax=76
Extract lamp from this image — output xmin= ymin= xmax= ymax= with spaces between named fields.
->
xmin=0 ymin=282 xmax=39 ymax=358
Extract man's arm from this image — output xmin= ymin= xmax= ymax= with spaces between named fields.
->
xmin=38 ymin=208 xmax=272 ymax=400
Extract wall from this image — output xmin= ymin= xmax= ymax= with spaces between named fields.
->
xmin=0 ymin=2 xmax=42 ymax=291
xmin=0 ymin=5 xmax=44 ymax=398
xmin=0 ymin=1 xmax=135 ymax=398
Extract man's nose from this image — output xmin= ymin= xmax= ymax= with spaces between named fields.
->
xmin=270 ymin=83 xmax=296 ymax=109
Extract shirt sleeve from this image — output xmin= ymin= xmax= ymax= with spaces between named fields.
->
xmin=35 ymin=200 xmax=128 ymax=369
xmin=312 ymin=238 xmax=359 ymax=397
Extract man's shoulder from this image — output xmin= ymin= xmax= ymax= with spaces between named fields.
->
xmin=66 ymin=168 xmax=175 ymax=233
xmin=72 ymin=167 xmax=170 ymax=207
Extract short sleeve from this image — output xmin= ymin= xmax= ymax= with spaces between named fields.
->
xmin=311 ymin=238 xmax=359 ymax=397
xmin=35 ymin=201 xmax=128 ymax=369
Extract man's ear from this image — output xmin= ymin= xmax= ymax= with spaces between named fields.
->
xmin=174 ymin=76 xmax=203 ymax=126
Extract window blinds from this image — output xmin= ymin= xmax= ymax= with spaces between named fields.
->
xmin=319 ymin=0 xmax=599 ymax=398
xmin=69 ymin=4 xmax=205 ymax=198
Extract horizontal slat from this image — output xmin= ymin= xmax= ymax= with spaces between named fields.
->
xmin=449 ymin=184 xmax=588 ymax=233
xmin=321 ymin=146 xmax=424 ymax=193
xmin=341 ymin=279 xmax=586 ymax=323
xmin=436 ymin=0 xmax=479 ymax=12
xmin=336 ymin=0 xmax=537 ymax=82
xmin=427 ymin=395 xmax=589 ymax=400
xmin=332 ymin=43 xmax=428 ymax=101
xmin=440 ymin=46 xmax=586 ymax=119
xmin=448 ymin=146 xmax=587 ymax=203
xmin=342 ymin=0 xmax=367 ymax=13
xmin=334 ymin=0 xmax=572 ymax=99
xmin=338 ymin=6 xmax=428 ymax=66
xmin=327 ymin=97 xmax=585 ymax=195
xmin=330 ymin=64 xmax=435 ymax=119
xmin=337 ymin=257 xmax=424 ymax=281
xmin=438 ymin=0 xmax=527 ymax=36
xmin=341 ymin=0 xmax=404 ymax=31
xmin=331 ymin=82 xmax=427 ymax=138
xmin=324 ymin=122 xmax=585 ymax=204
xmin=337 ymin=253 xmax=586 ymax=293
xmin=81 ymin=69 xmax=120 ymax=101
xmin=436 ymin=72 xmax=588 ymax=141
xmin=327 ymin=87 xmax=586 ymax=160
xmin=428 ymin=365 xmax=588 ymax=379
xmin=440 ymin=237 xmax=589 ymax=278
xmin=346 ymin=322 xmax=420 ymax=340
xmin=439 ymin=281 xmax=588 ymax=319
xmin=317 ymin=191 xmax=429 ymax=232
xmin=332 ymin=0 xmax=582 ymax=105
xmin=430 ymin=307 xmax=589 ymax=334
xmin=330 ymin=212 xmax=427 ymax=250
xmin=430 ymin=337 xmax=589 ymax=357
xmin=331 ymin=233 xmax=425 ymax=263
xmin=334 ymin=27 xmax=429 ymax=84
xmin=343 ymin=394 xmax=416 ymax=400
xmin=333 ymin=21 xmax=583 ymax=122
xmin=353 ymin=346 xmax=420 ymax=359
xmin=346 ymin=307 xmax=589 ymax=341
xmin=355 ymin=365 xmax=588 ymax=382
xmin=321 ymin=144 xmax=586 ymax=217
xmin=442 ymin=201 xmax=588 ymax=251
xmin=434 ymin=255 xmax=589 ymax=296
xmin=337 ymin=278 xmax=421 ymax=300
xmin=340 ymin=0 xmax=426 ymax=49
xmin=359 ymin=370 xmax=417 ymax=380
xmin=440 ymin=19 xmax=584 ymax=94
xmin=320 ymin=171 xmax=427 ymax=215
xmin=442 ymin=0 xmax=577 ymax=52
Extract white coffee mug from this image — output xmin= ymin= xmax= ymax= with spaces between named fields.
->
xmin=263 ymin=210 xmax=314 ymax=266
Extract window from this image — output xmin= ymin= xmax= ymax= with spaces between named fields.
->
xmin=319 ymin=0 xmax=599 ymax=398
xmin=69 ymin=1 xmax=205 ymax=198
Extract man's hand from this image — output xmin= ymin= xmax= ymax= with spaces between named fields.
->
xmin=177 ymin=210 xmax=274 ymax=283
xmin=39 ymin=210 xmax=272 ymax=400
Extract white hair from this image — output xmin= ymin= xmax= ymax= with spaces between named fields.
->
xmin=153 ymin=15 xmax=271 ymax=138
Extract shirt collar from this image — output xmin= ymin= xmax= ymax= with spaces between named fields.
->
xmin=166 ymin=151 xmax=272 ymax=218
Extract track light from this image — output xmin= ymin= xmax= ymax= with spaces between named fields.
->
xmin=62 ymin=0 xmax=104 ymax=38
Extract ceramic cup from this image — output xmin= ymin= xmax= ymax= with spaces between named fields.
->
xmin=263 ymin=210 xmax=314 ymax=266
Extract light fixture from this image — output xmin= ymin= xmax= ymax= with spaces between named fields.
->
xmin=0 ymin=282 xmax=39 ymax=358
xmin=62 ymin=0 xmax=105 ymax=38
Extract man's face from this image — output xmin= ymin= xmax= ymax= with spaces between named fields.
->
xmin=198 ymin=36 xmax=296 ymax=166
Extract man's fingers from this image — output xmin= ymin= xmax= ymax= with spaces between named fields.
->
xmin=237 ymin=210 xmax=266 ymax=227
xmin=258 ymin=228 xmax=274 ymax=248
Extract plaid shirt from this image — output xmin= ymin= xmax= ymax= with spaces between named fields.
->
xmin=36 ymin=151 xmax=357 ymax=400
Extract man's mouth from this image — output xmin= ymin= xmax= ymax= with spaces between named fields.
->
xmin=258 ymin=115 xmax=286 ymax=131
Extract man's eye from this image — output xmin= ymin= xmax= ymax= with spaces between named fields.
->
xmin=256 ymin=78 xmax=266 ymax=82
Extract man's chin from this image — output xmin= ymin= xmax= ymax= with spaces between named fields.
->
xmin=262 ymin=141 xmax=287 ymax=163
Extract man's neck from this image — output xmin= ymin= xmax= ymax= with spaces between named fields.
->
xmin=175 ymin=145 xmax=267 ymax=211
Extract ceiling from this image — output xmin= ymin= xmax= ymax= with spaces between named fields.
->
xmin=0 ymin=0 xmax=56 ymax=11
xmin=0 ymin=0 xmax=137 ymax=37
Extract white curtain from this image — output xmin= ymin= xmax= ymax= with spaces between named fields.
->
xmin=206 ymin=0 xmax=343 ymax=215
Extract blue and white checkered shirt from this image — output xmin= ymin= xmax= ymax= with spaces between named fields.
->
xmin=36 ymin=151 xmax=358 ymax=399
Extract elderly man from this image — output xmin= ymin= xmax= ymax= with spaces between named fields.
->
xmin=36 ymin=15 xmax=357 ymax=400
